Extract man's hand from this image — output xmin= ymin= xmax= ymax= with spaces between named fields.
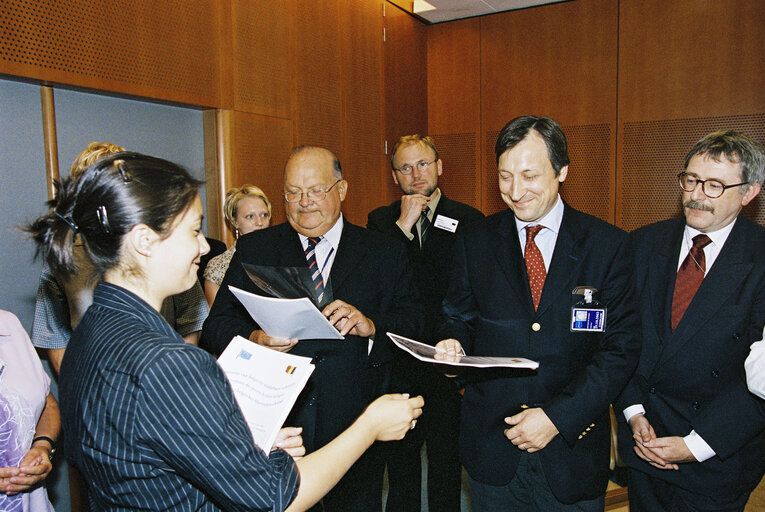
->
xmin=249 ymin=329 xmax=298 ymax=353
xmin=504 ymin=408 xmax=559 ymax=453
xmin=641 ymin=436 xmax=696 ymax=469
xmin=322 ymin=300 xmax=375 ymax=337
xmin=628 ymin=413 xmax=681 ymax=470
xmin=397 ymin=194 xmax=430 ymax=233
xmin=273 ymin=427 xmax=305 ymax=460
xmin=433 ymin=339 xmax=464 ymax=377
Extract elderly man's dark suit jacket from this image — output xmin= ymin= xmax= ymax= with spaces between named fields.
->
xmin=616 ymin=216 xmax=765 ymax=500
xmin=202 ymin=220 xmax=422 ymax=451
xmin=367 ymin=194 xmax=484 ymax=341
xmin=436 ymin=204 xmax=640 ymax=504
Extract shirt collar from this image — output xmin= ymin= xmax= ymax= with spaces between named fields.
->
xmin=424 ymin=188 xmax=442 ymax=220
xmin=298 ymin=214 xmax=344 ymax=249
xmin=684 ymin=217 xmax=737 ymax=248
xmin=514 ymin=194 xmax=564 ymax=235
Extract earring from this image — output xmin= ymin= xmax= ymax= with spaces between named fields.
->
xmin=235 ymin=228 xmax=240 ymax=239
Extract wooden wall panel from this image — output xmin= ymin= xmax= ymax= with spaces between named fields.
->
xmin=339 ymin=0 xmax=386 ymax=226
xmin=618 ymin=0 xmax=765 ymax=123
xmin=292 ymin=0 xmax=342 ymax=156
xmin=232 ymin=1 xmax=290 ymax=118
xmin=233 ymin=111 xmax=293 ymax=227
xmin=478 ymin=0 xmax=618 ymax=220
xmin=427 ymin=18 xmax=482 ymax=212
xmin=617 ymin=0 xmax=765 ymax=230
xmin=0 ymin=0 xmax=221 ymax=107
xmin=384 ymin=1 xmax=428 ymax=203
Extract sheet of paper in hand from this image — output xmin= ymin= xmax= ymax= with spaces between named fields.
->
xmin=218 ymin=335 xmax=315 ymax=452
xmin=229 ymin=285 xmax=344 ymax=340
xmin=387 ymin=332 xmax=539 ymax=369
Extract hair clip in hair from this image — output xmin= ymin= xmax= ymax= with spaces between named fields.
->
xmin=96 ymin=205 xmax=112 ymax=234
xmin=114 ymin=159 xmax=133 ymax=183
xmin=53 ymin=211 xmax=79 ymax=234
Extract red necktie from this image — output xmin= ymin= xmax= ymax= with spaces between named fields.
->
xmin=525 ymin=225 xmax=546 ymax=310
xmin=671 ymin=234 xmax=712 ymax=330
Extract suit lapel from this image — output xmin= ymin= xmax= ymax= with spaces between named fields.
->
xmin=649 ymin=220 xmax=684 ymax=343
xmin=494 ymin=211 xmax=532 ymax=310
xmin=536 ymin=206 xmax=582 ymax=316
xmin=660 ymin=219 xmax=753 ymax=363
xmin=280 ymin=225 xmax=311 ymax=267
xmin=329 ymin=222 xmax=368 ymax=293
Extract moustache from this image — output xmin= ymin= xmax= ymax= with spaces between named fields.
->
xmin=684 ymin=200 xmax=714 ymax=213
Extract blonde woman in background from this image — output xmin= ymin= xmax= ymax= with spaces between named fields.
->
xmin=203 ymin=184 xmax=271 ymax=305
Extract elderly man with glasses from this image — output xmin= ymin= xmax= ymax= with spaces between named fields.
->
xmin=203 ymin=146 xmax=423 ymax=512
xmin=616 ymin=130 xmax=765 ymax=512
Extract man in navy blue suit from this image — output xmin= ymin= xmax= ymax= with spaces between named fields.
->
xmin=368 ymin=135 xmax=483 ymax=512
xmin=435 ymin=116 xmax=640 ymax=511
xmin=617 ymin=130 xmax=765 ymax=512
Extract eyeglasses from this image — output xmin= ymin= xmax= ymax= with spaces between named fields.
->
xmin=677 ymin=172 xmax=748 ymax=198
xmin=284 ymin=179 xmax=342 ymax=203
xmin=394 ymin=160 xmax=435 ymax=175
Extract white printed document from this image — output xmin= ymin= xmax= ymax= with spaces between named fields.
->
xmin=387 ymin=332 xmax=539 ymax=369
xmin=229 ymin=285 xmax=344 ymax=340
xmin=218 ymin=336 xmax=315 ymax=452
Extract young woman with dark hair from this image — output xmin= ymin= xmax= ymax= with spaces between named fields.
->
xmin=28 ymin=152 xmax=422 ymax=512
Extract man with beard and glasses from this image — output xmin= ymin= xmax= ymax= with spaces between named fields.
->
xmin=616 ymin=130 xmax=765 ymax=512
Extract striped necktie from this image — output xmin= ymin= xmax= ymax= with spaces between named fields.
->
xmin=418 ymin=206 xmax=431 ymax=247
xmin=305 ymin=236 xmax=325 ymax=305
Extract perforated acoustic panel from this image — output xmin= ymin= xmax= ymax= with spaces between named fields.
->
xmin=292 ymin=1 xmax=341 ymax=155
xmin=234 ymin=112 xmax=292 ymax=225
xmin=561 ymin=124 xmax=612 ymax=223
xmin=620 ymin=114 xmax=765 ymax=231
xmin=431 ymin=132 xmax=479 ymax=210
xmin=0 ymin=0 xmax=219 ymax=106
xmin=233 ymin=1 xmax=290 ymax=117
xmin=339 ymin=0 xmax=384 ymax=226
xmin=483 ymin=124 xmax=613 ymax=220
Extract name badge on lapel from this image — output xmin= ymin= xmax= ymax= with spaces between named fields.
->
xmin=570 ymin=286 xmax=606 ymax=332
xmin=433 ymin=214 xmax=458 ymax=233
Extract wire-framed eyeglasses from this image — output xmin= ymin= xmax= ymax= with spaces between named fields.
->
xmin=394 ymin=160 xmax=436 ymax=175
xmin=284 ymin=179 xmax=342 ymax=203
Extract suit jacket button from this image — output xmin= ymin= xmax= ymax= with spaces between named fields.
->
xmin=531 ymin=322 xmax=541 ymax=332
xmin=692 ymin=401 xmax=700 ymax=410
xmin=711 ymin=369 xmax=720 ymax=378
xmin=649 ymin=387 xmax=656 ymax=394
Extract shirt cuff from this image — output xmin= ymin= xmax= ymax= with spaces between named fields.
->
xmin=623 ymin=404 xmax=645 ymax=422
xmin=684 ymin=430 xmax=715 ymax=462
xmin=396 ymin=221 xmax=415 ymax=241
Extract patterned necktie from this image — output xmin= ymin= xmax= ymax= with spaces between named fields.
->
xmin=524 ymin=225 xmax=546 ymax=310
xmin=418 ymin=206 xmax=431 ymax=247
xmin=305 ymin=236 xmax=325 ymax=305
xmin=670 ymin=234 xmax=712 ymax=330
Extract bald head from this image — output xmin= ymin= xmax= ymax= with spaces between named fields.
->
xmin=283 ymin=146 xmax=347 ymax=237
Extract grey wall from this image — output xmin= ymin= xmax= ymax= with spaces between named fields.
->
xmin=0 ymin=77 xmax=206 ymax=512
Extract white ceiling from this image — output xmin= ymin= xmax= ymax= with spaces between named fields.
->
xmin=411 ymin=0 xmax=568 ymax=23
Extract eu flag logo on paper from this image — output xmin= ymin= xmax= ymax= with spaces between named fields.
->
xmin=238 ymin=349 xmax=252 ymax=360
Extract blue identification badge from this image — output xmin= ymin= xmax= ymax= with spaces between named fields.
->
xmin=570 ymin=287 xmax=606 ymax=332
